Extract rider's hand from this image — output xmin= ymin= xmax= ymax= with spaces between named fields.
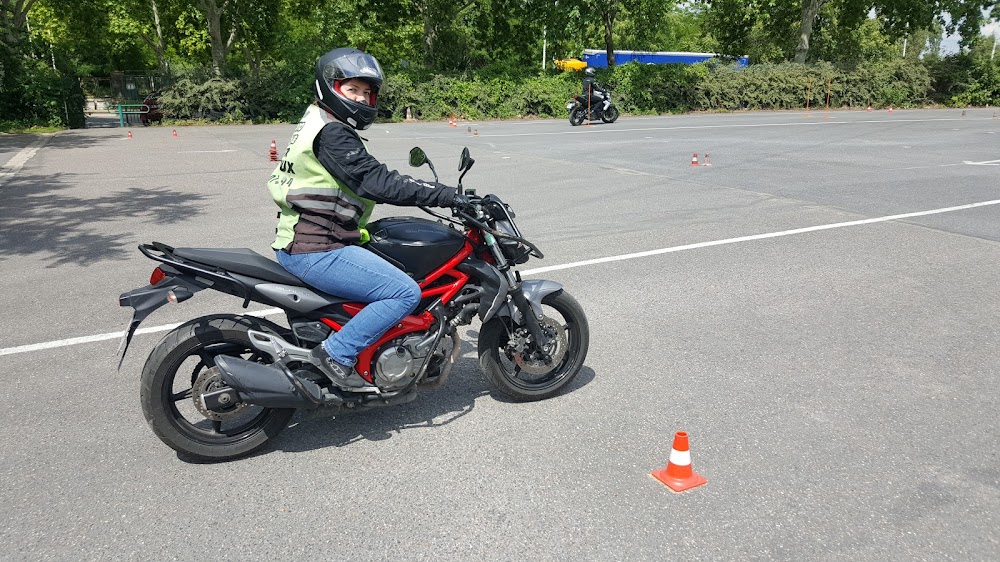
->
xmin=451 ymin=192 xmax=477 ymax=214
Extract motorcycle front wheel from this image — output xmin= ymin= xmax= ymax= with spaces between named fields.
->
xmin=478 ymin=290 xmax=590 ymax=402
xmin=139 ymin=314 xmax=296 ymax=462
xmin=569 ymin=107 xmax=586 ymax=126
xmin=601 ymin=106 xmax=620 ymax=123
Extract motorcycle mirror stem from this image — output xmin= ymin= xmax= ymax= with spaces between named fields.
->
xmin=409 ymin=146 xmax=439 ymax=182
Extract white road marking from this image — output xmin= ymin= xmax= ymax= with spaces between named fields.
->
xmin=178 ymin=150 xmax=237 ymax=153
xmin=963 ymin=159 xmax=1000 ymax=165
xmin=397 ymin=117 xmax=987 ymax=140
xmin=3 ymin=197 xmax=1000 ymax=357
xmin=0 ymin=135 xmax=54 ymax=188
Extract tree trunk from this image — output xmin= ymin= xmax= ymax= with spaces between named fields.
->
xmin=198 ymin=0 xmax=230 ymax=77
xmin=794 ymin=0 xmax=825 ymax=64
xmin=149 ymin=0 xmax=168 ymax=76
xmin=603 ymin=4 xmax=616 ymax=68
xmin=2 ymin=0 xmax=39 ymax=49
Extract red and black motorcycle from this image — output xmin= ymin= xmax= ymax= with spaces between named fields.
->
xmin=118 ymin=147 xmax=590 ymax=462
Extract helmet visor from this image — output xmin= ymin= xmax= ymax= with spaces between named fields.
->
xmin=323 ymin=53 xmax=383 ymax=90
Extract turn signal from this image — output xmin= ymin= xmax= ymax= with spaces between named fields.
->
xmin=150 ymin=267 xmax=166 ymax=285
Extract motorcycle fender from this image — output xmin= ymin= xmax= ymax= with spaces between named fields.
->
xmin=498 ymin=280 xmax=563 ymax=324
xmin=456 ymin=258 xmax=510 ymax=322
xmin=117 ymin=275 xmax=207 ymax=369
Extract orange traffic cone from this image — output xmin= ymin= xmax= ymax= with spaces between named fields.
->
xmin=127 ymin=130 xmax=133 ymax=139
xmin=866 ymin=105 xmax=872 ymax=112
xmin=702 ymin=153 xmax=712 ymax=167
xmin=690 ymin=153 xmax=699 ymax=167
xmin=172 ymin=129 xmax=178 ymax=137
xmin=888 ymin=105 xmax=894 ymax=113
xmin=651 ymin=431 xmax=707 ymax=492
xmin=269 ymin=139 xmax=278 ymax=162
xmin=449 ymin=114 xmax=458 ymax=128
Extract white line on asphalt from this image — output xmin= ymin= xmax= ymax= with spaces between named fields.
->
xmin=3 ymin=197 xmax=1000 ymax=357
xmin=178 ymin=150 xmax=238 ymax=153
xmin=0 ymin=135 xmax=54 ymax=188
xmin=964 ymin=159 xmax=1000 ymax=165
xmin=397 ymin=117 xmax=985 ymax=140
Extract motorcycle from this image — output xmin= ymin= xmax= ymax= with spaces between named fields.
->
xmin=567 ymin=92 xmax=620 ymax=126
xmin=118 ymin=147 xmax=590 ymax=462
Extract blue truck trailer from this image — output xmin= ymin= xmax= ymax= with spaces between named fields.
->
xmin=581 ymin=50 xmax=749 ymax=68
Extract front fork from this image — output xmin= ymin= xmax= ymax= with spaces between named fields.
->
xmin=483 ymin=232 xmax=550 ymax=349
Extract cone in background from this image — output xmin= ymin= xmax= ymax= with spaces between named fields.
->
xmin=690 ymin=153 xmax=699 ymax=167
xmin=961 ymin=110 xmax=966 ymax=117
xmin=448 ymin=114 xmax=458 ymax=128
xmin=172 ymin=129 xmax=178 ymax=137
xmin=404 ymin=107 xmax=414 ymax=122
xmin=269 ymin=139 xmax=278 ymax=162
xmin=127 ymin=130 xmax=133 ymax=139
xmin=651 ymin=431 xmax=707 ymax=493
xmin=702 ymin=153 xmax=712 ymax=167
xmin=467 ymin=126 xmax=472 ymax=135
xmin=473 ymin=129 xmax=479 ymax=137
xmin=866 ymin=105 xmax=872 ymax=112
xmin=888 ymin=105 xmax=894 ymax=113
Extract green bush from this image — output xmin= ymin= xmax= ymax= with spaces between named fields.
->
xmin=0 ymin=56 xmax=85 ymax=130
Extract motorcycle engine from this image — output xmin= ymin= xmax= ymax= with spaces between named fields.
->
xmin=373 ymin=333 xmax=437 ymax=391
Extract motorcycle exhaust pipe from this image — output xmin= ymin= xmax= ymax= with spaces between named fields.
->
xmin=214 ymin=355 xmax=323 ymax=410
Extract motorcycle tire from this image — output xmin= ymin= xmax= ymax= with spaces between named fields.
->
xmin=478 ymin=289 xmax=590 ymax=402
xmin=140 ymin=314 xmax=296 ymax=462
xmin=601 ymin=106 xmax=620 ymax=123
xmin=569 ymin=107 xmax=586 ymax=127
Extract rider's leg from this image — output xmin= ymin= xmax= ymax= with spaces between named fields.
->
xmin=276 ymin=246 xmax=420 ymax=385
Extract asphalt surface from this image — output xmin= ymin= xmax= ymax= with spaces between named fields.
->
xmin=1 ymin=108 xmax=998 ymax=560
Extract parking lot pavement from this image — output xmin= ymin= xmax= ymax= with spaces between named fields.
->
xmin=1 ymin=109 xmax=998 ymax=560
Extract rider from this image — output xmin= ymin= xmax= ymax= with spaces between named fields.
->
xmin=582 ymin=67 xmax=610 ymax=113
xmin=268 ymin=47 xmax=469 ymax=389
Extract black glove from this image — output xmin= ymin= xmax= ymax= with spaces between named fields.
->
xmin=451 ymin=192 xmax=476 ymax=213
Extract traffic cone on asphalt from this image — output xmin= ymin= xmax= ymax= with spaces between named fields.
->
xmin=172 ymin=129 xmax=178 ymax=137
xmin=888 ymin=105 xmax=894 ymax=113
xmin=467 ymin=126 xmax=472 ymax=135
xmin=690 ymin=153 xmax=699 ymax=167
xmin=651 ymin=431 xmax=707 ymax=492
xmin=473 ymin=129 xmax=479 ymax=137
xmin=269 ymin=139 xmax=278 ymax=162
xmin=448 ymin=114 xmax=458 ymax=128
xmin=702 ymin=153 xmax=712 ymax=167
xmin=127 ymin=130 xmax=133 ymax=140
xmin=866 ymin=105 xmax=872 ymax=112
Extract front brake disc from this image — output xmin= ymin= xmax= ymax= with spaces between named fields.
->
xmin=512 ymin=317 xmax=568 ymax=376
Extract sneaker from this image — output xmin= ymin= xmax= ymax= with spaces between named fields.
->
xmin=309 ymin=347 xmax=369 ymax=389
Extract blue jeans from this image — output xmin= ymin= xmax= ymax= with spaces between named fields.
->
xmin=276 ymin=246 xmax=421 ymax=366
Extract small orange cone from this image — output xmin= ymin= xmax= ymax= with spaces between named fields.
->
xmin=690 ymin=153 xmax=699 ymax=167
xmin=448 ymin=115 xmax=458 ymax=128
xmin=866 ymin=105 xmax=872 ymax=112
xmin=702 ymin=153 xmax=712 ymax=167
xmin=651 ymin=431 xmax=707 ymax=492
xmin=172 ymin=129 xmax=178 ymax=137
xmin=269 ymin=139 xmax=278 ymax=162
xmin=127 ymin=130 xmax=133 ymax=139
xmin=888 ymin=105 xmax=894 ymax=113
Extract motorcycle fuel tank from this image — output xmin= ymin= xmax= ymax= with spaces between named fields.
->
xmin=367 ymin=217 xmax=466 ymax=279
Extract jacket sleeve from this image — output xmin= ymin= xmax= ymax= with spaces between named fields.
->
xmin=313 ymin=122 xmax=457 ymax=207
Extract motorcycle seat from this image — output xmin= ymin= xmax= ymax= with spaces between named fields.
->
xmin=173 ymin=247 xmax=307 ymax=287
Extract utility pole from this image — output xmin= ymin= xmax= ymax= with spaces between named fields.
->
xmin=543 ymin=27 xmax=547 ymax=70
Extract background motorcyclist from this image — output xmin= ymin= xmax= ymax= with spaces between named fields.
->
xmin=582 ymin=67 xmax=610 ymax=113
xmin=268 ymin=47 xmax=471 ymax=389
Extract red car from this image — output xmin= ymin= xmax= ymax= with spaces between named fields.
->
xmin=140 ymin=93 xmax=163 ymax=125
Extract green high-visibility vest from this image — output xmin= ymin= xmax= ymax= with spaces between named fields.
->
xmin=268 ymin=104 xmax=375 ymax=251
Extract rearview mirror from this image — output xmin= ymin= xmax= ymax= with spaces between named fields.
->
xmin=459 ymin=147 xmax=474 ymax=171
xmin=409 ymin=147 xmax=427 ymax=168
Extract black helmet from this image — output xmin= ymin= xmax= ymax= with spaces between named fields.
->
xmin=315 ymin=48 xmax=384 ymax=130
xmin=584 ymin=67 xmax=596 ymax=77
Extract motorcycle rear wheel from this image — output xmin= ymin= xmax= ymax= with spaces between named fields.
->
xmin=478 ymin=290 xmax=589 ymax=402
xmin=601 ymin=106 xmax=620 ymax=123
xmin=139 ymin=314 xmax=295 ymax=462
xmin=569 ymin=107 xmax=586 ymax=126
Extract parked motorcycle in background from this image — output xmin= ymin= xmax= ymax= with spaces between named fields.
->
xmin=567 ymin=92 xmax=620 ymax=126
xmin=118 ymin=147 xmax=591 ymax=462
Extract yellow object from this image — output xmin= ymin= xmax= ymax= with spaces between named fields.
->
xmin=554 ymin=58 xmax=588 ymax=71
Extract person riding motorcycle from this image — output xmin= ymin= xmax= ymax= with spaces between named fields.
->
xmin=268 ymin=47 xmax=470 ymax=389
xmin=581 ymin=67 xmax=610 ymax=113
